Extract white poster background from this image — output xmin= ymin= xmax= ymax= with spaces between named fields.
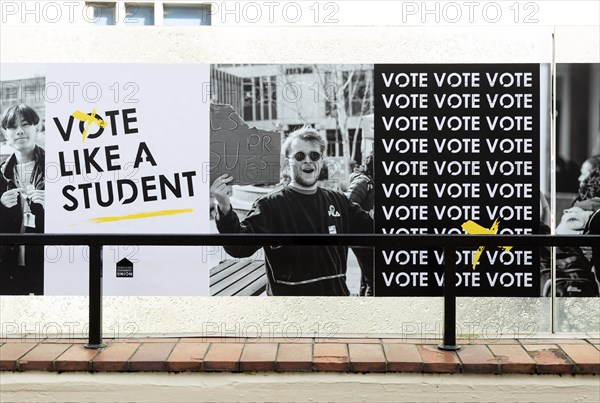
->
xmin=43 ymin=64 xmax=211 ymax=296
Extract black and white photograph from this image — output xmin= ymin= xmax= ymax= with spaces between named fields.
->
xmin=0 ymin=67 xmax=46 ymax=295
xmin=540 ymin=62 xmax=600 ymax=297
xmin=208 ymin=64 xmax=376 ymax=296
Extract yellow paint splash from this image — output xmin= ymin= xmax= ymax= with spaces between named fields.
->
xmin=461 ymin=218 xmax=513 ymax=270
xmin=71 ymin=108 xmax=108 ymax=143
xmin=89 ymin=208 xmax=194 ymax=224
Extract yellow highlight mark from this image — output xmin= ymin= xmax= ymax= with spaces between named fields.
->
xmin=72 ymin=108 xmax=108 ymax=143
xmin=89 ymin=208 xmax=194 ymax=224
xmin=461 ymin=218 xmax=513 ymax=270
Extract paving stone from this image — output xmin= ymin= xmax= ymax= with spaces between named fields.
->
xmin=188 ymin=337 xmax=247 ymax=343
xmin=457 ymin=338 xmax=519 ymax=345
xmin=317 ymin=338 xmax=381 ymax=344
xmin=18 ymin=344 xmax=70 ymax=371
xmin=239 ymin=343 xmax=278 ymax=371
xmin=276 ymin=343 xmax=312 ymax=371
xmin=92 ymin=343 xmax=140 ymax=372
xmin=558 ymin=343 xmax=600 ymax=374
xmin=166 ymin=343 xmax=209 ymax=372
xmin=488 ymin=344 xmax=536 ymax=374
xmin=259 ymin=338 xmax=313 ymax=344
xmin=129 ymin=343 xmax=176 ymax=371
xmin=522 ymin=344 xmax=574 ymax=374
xmin=383 ymin=344 xmax=423 ymax=372
xmin=202 ymin=343 xmax=244 ymax=371
xmin=416 ymin=345 xmax=460 ymax=373
xmin=313 ymin=343 xmax=349 ymax=371
xmin=382 ymin=338 xmax=435 ymax=344
xmin=457 ymin=345 xmax=499 ymax=373
xmin=54 ymin=345 xmax=99 ymax=371
xmin=348 ymin=343 xmax=386 ymax=372
xmin=130 ymin=338 xmax=181 ymax=343
xmin=0 ymin=343 xmax=38 ymax=371
xmin=45 ymin=338 xmax=88 ymax=344
xmin=521 ymin=338 xmax=588 ymax=345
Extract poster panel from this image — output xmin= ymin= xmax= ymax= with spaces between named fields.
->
xmin=374 ymin=64 xmax=540 ymax=296
xmin=1 ymin=64 xmax=211 ymax=296
xmin=1 ymin=62 xmax=597 ymax=297
xmin=207 ymin=63 xmax=547 ymax=298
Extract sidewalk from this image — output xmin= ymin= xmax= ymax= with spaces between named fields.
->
xmin=1 ymin=336 xmax=599 ymax=374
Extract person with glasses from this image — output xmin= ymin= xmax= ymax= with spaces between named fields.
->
xmin=211 ymin=126 xmax=373 ymax=296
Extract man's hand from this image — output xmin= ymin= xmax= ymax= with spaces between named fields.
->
xmin=1 ymin=188 xmax=22 ymax=208
xmin=210 ymin=174 xmax=233 ymax=215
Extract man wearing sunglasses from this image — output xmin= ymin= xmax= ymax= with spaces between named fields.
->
xmin=211 ymin=126 xmax=374 ymax=296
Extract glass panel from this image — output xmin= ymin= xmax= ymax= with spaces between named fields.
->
xmin=125 ymin=4 xmax=155 ymax=25
xmin=164 ymin=4 xmax=211 ymax=26
xmin=448 ymin=64 xmax=554 ymax=338
xmin=458 ymin=298 xmax=551 ymax=340
xmin=554 ymin=62 xmax=600 ymax=335
xmin=90 ymin=3 xmax=116 ymax=25
xmin=556 ymin=299 xmax=600 ymax=335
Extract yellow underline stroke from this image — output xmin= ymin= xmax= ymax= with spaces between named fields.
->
xmin=89 ymin=208 xmax=194 ymax=224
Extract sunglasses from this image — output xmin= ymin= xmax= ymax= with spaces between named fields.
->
xmin=292 ymin=151 xmax=322 ymax=162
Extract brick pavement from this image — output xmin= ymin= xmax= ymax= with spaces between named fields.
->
xmin=1 ymin=337 xmax=598 ymax=374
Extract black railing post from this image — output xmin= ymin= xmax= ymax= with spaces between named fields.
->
xmin=85 ymin=244 xmax=105 ymax=349
xmin=439 ymin=246 xmax=460 ymax=351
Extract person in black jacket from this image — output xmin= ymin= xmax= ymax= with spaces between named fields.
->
xmin=211 ymin=127 xmax=373 ymax=296
xmin=345 ymin=152 xmax=375 ymax=296
xmin=540 ymin=167 xmax=600 ymax=297
xmin=0 ymin=103 xmax=45 ymax=295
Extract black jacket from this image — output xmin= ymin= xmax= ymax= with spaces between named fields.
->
xmin=216 ymin=186 xmax=373 ymax=296
xmin=0 ymin=146 xmax=45 ymax=266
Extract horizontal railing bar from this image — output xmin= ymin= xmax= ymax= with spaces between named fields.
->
xmin=1 ymin=233 xmax=598 ymax=247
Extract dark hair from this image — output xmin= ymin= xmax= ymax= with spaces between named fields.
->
xmin=282 ymin=126 xmax=327 ymax=157
xmin=577 ymin=166 xmax=600 ymax=201
xmin=1 ymin=103 xmax=40 ymax=129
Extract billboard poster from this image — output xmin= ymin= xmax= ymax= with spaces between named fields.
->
xmin=374 ymin=64 xmax=540 ymax=296
xmin=1 ymin=63 xmax=598 ymax=297
xmin=1 ymin=64 xmax=211 ymax=296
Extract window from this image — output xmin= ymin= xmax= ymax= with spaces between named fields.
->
xmin=243 ymin=78 xmax=255 ymax=121
xmin=164 ymin=4 xmax=211 ymax=26
xmin=89 ymin=2 xmax=116 ymax=25
xmin=326 ymin=128 xmax=362 ymax=161
xmin=285 ymin=67 xmax=314 ymax=75
xmin=242 ymin=76 xmax=277 ymax=122
xmin=324 ymin=70 xmax=373 ymax=118
xmin=345 ymin=71 xmax=372 ymax=116
xmin=125 ymin=3 xmax=155 ymax=25
xmin=85 ymin=2 xmax=211 ymax=26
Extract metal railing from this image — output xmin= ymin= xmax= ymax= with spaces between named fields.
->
xmin=1 ymin=233 xmax=598 ymax=350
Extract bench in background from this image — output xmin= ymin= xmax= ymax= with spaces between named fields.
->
xmin=210 ymin=260 xmax=267 ymax=296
